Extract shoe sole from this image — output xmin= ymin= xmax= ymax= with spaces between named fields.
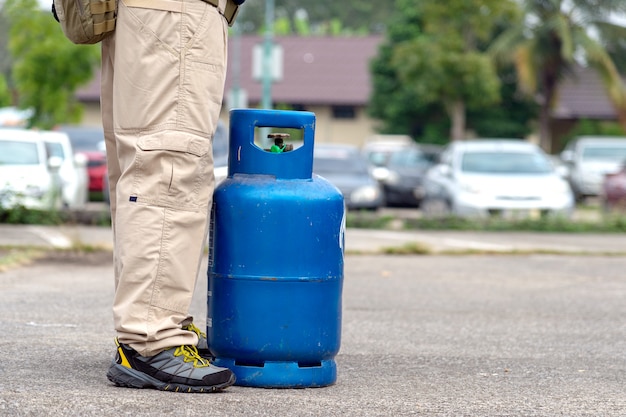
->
xmin=107 ymin=363 xmax=236 ymax=393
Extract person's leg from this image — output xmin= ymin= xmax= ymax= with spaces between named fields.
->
xmin=104 ymin=0 xmax=227 ymax=357
xmin=101 ymin=26 xmax=120 ymax=287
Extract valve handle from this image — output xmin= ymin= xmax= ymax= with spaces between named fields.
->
xmin=228 ymin=109 xmax=315 ymax=180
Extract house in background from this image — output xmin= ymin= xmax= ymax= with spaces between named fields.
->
xmin=551 ymin=65 xmax=626 ymax=151
xmin=76 ymin=36 xmax=623 ymax=150
xmin=223 ymin=35 xmax=382 ymax=146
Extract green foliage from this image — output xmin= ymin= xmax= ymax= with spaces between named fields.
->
xmin=382 ymin=242 xmax=431 ymax=255
xmin=0 ymin=11 xmax=11 ymax=80
xmin=0 ymin=205 xmax=64 ymax=225
xmin=405 ymin=214 xmax=626 ymax=233
xmin=3 ymin=0 xmax=100 ymax=129
xmin=369 ymin=0 xmax=531 ymax=143
xmin=346 ymin=212 xmax=394 ymax=229
xmin=601 ymin=24 xmax=626 ymax=74
xmin=293 ymin=11 xmax=310 ymax=36
xmin=274 ymin=16 xmax=292 ymax=35
xmin=393 ymin=0 xmax=523 ymax=140
xmin=394 ymin=40 xmax=500 ymax=109
xmin=489 ymin=1 xmax=626 ymax=151
xmin=367 ymin=1 xmax=449 ymax=143
xmin=467 ymin=66 xmax=538 ymax=138
xmin=0 ymin=74 xmax=10 ymax=106
xmin=347 ymin=209 xmax=626 ymax=233
xmin=237 ymin=0 xmax=394 ymax=35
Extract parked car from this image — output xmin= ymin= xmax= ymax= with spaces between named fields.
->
xmin=84 ymin=150 xmax=108 ymax=194
xmin=57 ymin=126 xmax=107 ymax=195
xmin=0 ymin=129 xmax=63 ymax=210
xmin=373 ymin=145 xmax=435 ymax=207
xmin=560 ymin=136 xmax=626 ymax=202
xmin=213 ymin=120 xmax=229 ymax=185
xmin=313 ymin=143 xmax=384 ymax=211
xmin=361 ymin=136 xmax=415 ymax=169
xmin=41 ymin=131 xmax=89 ymax=209
xmin=600 ymin=160 xmax=626 ymax=212
xmin=421 ymin=139 xmax=574 ymax=218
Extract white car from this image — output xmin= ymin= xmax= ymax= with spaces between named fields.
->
xmin=41 ymin=131 xmax=89 ymax=209
xmin=560 ymin=136 xmax=626 ymax=202
xmin=0 ymin=129 xmax=63 ymax=210
xmin=213 ymin=120 xmax=229 ymax=185
xmin=421 ymin=139 xmax=574 ymax=218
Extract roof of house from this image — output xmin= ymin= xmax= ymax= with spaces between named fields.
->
xmin=76 ymin=35 xmax=383 ymax=106
xmin=76 ymin=35 xmax=621 ymax=119
xmin=225 ymin=35 xmax=382 ymax=105
xmin=552 ymin=65 xmax=622 ymax=119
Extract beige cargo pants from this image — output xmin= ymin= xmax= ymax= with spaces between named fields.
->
xmin=100 ymin=0 xmax=228 ymax=356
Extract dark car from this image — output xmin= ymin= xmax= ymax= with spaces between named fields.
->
xmin=374 ymin=145 xmax=436 ymax=207
xmin=313 ymin=143 xmax=384 ymax=211
xmin=601 ymin=161 xmax=626 ymax=213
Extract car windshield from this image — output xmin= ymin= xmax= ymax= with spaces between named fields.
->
xmin=581 ymin=146 xmax=626 ymax=162
xmin=0 ymin=140 xmax=40 ymax=165
xmin=461 ymin=151 xmax=552 ymax=174
xmin=314 ymin=149 xmax=369 ymax=175
xmin=366 ymin=151 xmax=390 ymax=167
xmin=45 ymin=142 xmax=66 ymax=160
xmin=389 ymin=149 xmax=431 ymax=169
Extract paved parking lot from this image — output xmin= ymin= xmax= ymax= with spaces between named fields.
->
xmin=0 ymin=230 xmax=624 ymax=416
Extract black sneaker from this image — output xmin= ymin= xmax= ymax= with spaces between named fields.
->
xmin=106 ymin=338 xmax=235 ymax=393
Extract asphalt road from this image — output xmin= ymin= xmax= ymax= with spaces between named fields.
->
xmin=0 ymin=230 xmax=625 ymax=416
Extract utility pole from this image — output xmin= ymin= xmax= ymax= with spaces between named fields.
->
xmin=262 ymin=0 xmax=274 ymax=111
xmin=230 ymin=21 xmax=242 ymax=108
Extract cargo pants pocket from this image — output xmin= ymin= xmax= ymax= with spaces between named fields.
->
xmin=134 ymin=132 xmax=214 ymax=211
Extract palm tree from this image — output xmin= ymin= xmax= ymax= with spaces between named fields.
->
xmin=490 ymin=0 xmax=626 ymax=152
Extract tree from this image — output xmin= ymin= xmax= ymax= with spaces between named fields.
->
xmin=369 ymin=0 xmax=536 ymax=144
xmin=370 ymin=0 xmax=521 ymax=142
xmin=0 ymin=75 xmax=10 ymax=107
xmin=368 ymin=2 xmax=448 ymax=144
xmin=236 ymin=0 xmax=394 ymax=35
xmin=490 ymin=0 xmax=626 ymax=152
xmin=0 ymin=8 xmax=14 ymax=106
xmin=3 ymin=0 xmax=100 ymax=128
xmin=467 ymin=64 xmax=538 ymax=139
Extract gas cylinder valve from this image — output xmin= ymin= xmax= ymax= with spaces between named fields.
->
xmin=268 ymin=133 xmax=293 ymax=153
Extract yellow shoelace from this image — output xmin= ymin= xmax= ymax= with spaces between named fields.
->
xmin=183 ymin=322 xmax=207 ymax=339
xmin=173 ymin=345 xmax=210 ymax=368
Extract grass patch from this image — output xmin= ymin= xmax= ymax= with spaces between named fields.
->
xmin=381 ymin=242 xmax=432 ymax=255
xmin=347 ymin=210 xmax=626 ymax=233
xmin=0 ymin=207 xmax=64 ymax=225
xmin=0 ymin=206 xmax=111 ymax=226
xmin=400 ymin=214 xmax=626 ymax=233
xmin=436 ymin=248 xmax=626 ymax=256
xmin=0 ymin=244 xmax=112 ymax=273
xmin=0 ymin=247 xmax=46 ymax=272
xmin=346 ymin=212 xmax=395 ymax=229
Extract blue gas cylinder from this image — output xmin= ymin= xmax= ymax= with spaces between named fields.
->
xmin=207 ymin=109 xmax=345 ymax=388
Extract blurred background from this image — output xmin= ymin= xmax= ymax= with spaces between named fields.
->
xmin=1 ymin=0 xmax=626 ymax=223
